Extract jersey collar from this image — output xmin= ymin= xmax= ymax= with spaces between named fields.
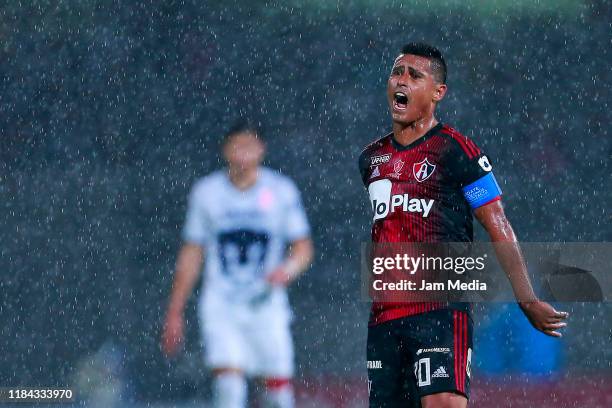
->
xmin=390 ymin=122 xmax=443 ymax=151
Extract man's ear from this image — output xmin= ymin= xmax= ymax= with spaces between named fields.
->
xmin=433 ymin=83 xmax=447 ymax=102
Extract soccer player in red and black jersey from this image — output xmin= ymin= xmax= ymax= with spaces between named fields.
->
xmin=359 ymin=43 xmax=569 ymax=408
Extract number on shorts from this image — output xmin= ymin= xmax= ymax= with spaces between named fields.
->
xmin=414 ymin=357 xmax=431 ymax=386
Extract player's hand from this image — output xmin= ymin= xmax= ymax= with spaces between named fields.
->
xmin=161 ymin=310 xmax=184 ymax=357
xmin=266 ymin=266 xmax=292 ymax=286
xmin=519 ymin=300 xmax=568 ymax=337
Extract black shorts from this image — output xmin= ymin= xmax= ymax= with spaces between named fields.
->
xmin=367 ymin=309 xmax=473 ymax=408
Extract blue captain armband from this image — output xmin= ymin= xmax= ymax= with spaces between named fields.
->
xmin=462 ymin=173 xmax=502 ymax=209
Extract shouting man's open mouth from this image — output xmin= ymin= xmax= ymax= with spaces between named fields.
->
xmin=393 ymin=91 xmax=408 ymax=111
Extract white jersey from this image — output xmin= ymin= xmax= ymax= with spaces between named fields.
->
xmin=182 ymin=167 xmax=310 ymax=308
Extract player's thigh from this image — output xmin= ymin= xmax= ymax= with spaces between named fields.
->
xmin=421 ymin=392 xmax=467 ymax=408
xmin=248 ymin=319 xmax=294 ymax=377
xmin=410 ymin=309 xmax=473 ymax=401
xmin=368 ymin=321 xmax=418 ymax=408
xmin=200 ymin=311 xmax=250 ymax=370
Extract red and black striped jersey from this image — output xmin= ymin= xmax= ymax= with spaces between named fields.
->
xmin=359 ymin=123 xmax=502 ymax=325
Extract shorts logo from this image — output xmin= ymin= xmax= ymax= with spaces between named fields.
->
xmin=416 ymin=347 xmax=451 ymax=355
xmin=432 ymin=366 xmax=450 ymax=378
xmin=478 ymin=155 xmax=492 ymax=172
xmin=371 ymin=154 xmax=391 ymax=166
xmin=413 ymin=158 xmax=436 ymax=182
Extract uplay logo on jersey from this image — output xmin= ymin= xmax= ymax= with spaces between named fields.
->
xmin=368 ymin=179 xmax=434 ymax=220
xmin=413 ymin=158 xmax=436 ymax=182
xmin=370 ymin=153 xmax=391 ymax=166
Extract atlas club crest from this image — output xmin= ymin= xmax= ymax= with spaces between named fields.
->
xmin=413 ymin=158 xmax=436 ymax=182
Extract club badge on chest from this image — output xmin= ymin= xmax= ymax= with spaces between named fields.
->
xmin=413 ymin=158 xmax=436 ymax=182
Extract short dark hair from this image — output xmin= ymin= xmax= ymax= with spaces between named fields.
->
xmin=401 ymin=42 xmax=447 ymax=84
xmin=223 ymin=120 xmax=263 ymax=144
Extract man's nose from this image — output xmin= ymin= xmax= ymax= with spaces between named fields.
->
xmin=396 ymin=72 xmax=410 ymax=87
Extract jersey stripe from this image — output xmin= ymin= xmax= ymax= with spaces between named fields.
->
xmin=453 ymin=310 xmax=469 ymax=394
xmin=446 ymin=126 xmax=479 ymax=156
xmin=460 ymin=311 xmax=465 ymax=393
xmin=461 ymin=313 xmax=468 ymax=393
xmin=441 ymin=128 xmax=479 ymax=159
xmin=460 ymin=311 xmax=464 ymax=391
xmin=461 ymin=312 xmax=466 ymax=393
xmin=368 ymin=302 xmax=446 ymax=326
xmin=454 ymin=311 xmax=459 ymax=391
xmin=443 ymin=128 xmax=478 ymax=158
xmin=478 ymin=195 xmax=502 ymax=208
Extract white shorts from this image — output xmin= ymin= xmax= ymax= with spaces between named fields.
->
xmin=198 ymin=292 xmax=294 ymax=378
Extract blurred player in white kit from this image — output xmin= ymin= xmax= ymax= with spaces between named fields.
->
xmin=162 ymin=124 xmax=314 ymax=408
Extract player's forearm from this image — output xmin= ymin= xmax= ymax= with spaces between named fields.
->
xmin=474 ymin=203 xmax=537 ymax=303
xmin=490 ymin=238 xmax=538 ymax=303
xmin=284 ymin=238 xmax=314 ymax=280
xmin=168 ymin=243 xmax=204 ymax=315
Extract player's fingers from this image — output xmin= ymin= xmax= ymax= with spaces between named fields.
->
xmin=549 ymin=316 xmax=567 ymax=324
xmin=543 ymin=311 xmax=567 ymax=323
xmin=545 ymin=322 xmax=567 ymax=330
xmin=543 ymin=329 xmax=562 ymax=338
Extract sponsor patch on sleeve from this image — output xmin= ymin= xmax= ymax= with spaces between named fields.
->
xmin=462 ymin=173 xmax=502 ymax=209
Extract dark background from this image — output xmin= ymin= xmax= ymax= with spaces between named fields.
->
xmin=1 ymin=0 xmax=610 ymax=405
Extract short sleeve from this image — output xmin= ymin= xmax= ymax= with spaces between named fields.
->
xmin=182 ymin=183 xmax=210 ymax=245
xmin=283 ymin=180 xmax=311 ymax=241
xmin=448 ymin=138 xmax=502 ymax=210
xmin=358 ymin=150 xmax=371 ymax=186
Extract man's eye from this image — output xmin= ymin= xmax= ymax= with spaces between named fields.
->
xmin=392 ymin=68 xmax=401 ymax=75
